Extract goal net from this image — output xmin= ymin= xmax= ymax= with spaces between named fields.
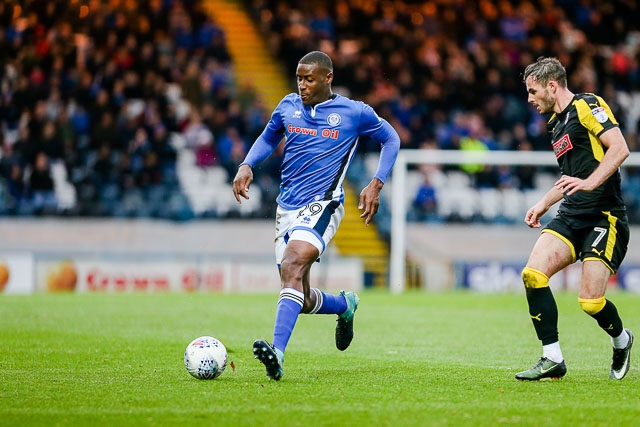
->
xmin=388 ymin=149 xmax=640 ymax=294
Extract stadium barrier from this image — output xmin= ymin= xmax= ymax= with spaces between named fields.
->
xmin=1 ymin=252 xmax=363 ymax=295
xmin=3 ymin=192 xmax=640 ymax=294
xmin=0 ymin=219 xmax=362 ymax=294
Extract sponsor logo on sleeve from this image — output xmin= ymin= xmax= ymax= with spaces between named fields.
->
xmin=591 ymin=106 xmax=608 ymax=124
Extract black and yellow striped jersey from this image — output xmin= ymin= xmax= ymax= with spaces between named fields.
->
xmin=547 ymin=93 xmax=626 ymax=214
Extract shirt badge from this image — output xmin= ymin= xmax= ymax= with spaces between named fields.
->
xmin=327 ymin=113 xmax=341 ymax=127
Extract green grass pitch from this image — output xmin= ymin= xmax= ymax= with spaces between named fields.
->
xmin=1 ymin=290 xmax=639 ymax=426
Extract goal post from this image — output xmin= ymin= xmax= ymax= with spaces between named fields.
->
xmin=389 ymin=149 xmax=640 ymax=294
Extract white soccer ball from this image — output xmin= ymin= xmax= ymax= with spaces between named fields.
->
xmin=184 ymin=336 xmax=228 ymax=380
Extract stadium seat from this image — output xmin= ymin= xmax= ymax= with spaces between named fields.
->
xmin=477 ymin=188 xmax=501 ymax=222
xmin=207 ymin=166 xmax=228 ymax=185
xmin=500 ymin=188 xmax=527 ymax=222
xmin=524 ymin=188 xmax=559 ymax=220
xmin=237 ymin=184 xmax=262 ymax=217
xmin=0 ymin=179 xmax=12 ymax=214
xmin=444 ymin=171 xmax=472 ymax=189
xmin=405 ymin=170 xmax=425 ymax=207
xmin=214 ymin=183 xmax=240 ymax=217
xmin=534 ymin=172 xmax=557 ymax=190
xmin=364 ymin=154 xmax=380 ymax=176
xmin=112 ymin=189 xmax=147 ymax=217
xmin=436 ymin=187 xmax=478 ymax=221
xmin=177 ymin=148 xmax=224 ymax=216
xmin=164 ymin=192 xmax=195 ymax=221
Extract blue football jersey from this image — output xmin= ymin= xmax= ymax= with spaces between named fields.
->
xmin=242 ymin=93 xmax=400 ymax=210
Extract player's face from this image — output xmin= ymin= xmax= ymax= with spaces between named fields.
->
xmin=296 ymin=63 xmax=333 ymax=106
xmin=525 ymin=76 xmax=556 ymax=114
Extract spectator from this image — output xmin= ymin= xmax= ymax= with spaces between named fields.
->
xmin=6 ymin=163 xmax=26 ymax=209
xmin=193 ymin=129 xmax=217 ymax=169
xmin=182 ymin=106 xmax=218 ymax=168
xmin=413 ymin=169 xmax=438 ymax=222
xmin=39 ymin=120 xmax=65 ymax=162
xmin=128 ymin=128 xmax=152 ymax=173
xmin=1 ymin=0 xmax=639 ymax=223
xmin=218 ymin=126 xmax=249 ymax=181
xmin=28 ymin=152 xmax=57 ymax=213
xmin=92 ymin=144 xmax=116 ymax=189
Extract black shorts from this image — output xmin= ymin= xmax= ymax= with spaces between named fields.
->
xmin=543 ymin=210 xmax=629 ymax=274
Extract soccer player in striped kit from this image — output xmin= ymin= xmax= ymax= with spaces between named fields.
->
xmin=233 ymin=51 xmax=400 ymax=380
xmin=518 ymin=57 xmax=633 ymax=381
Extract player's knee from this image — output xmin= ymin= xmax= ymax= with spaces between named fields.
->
xmin=280 ymin=253 xmax=308 ymax=277
xmin=282 ymin=243 xmax=317 ymax=268
xmin=578 ymin=296 xmax=606 ymax=315
xmin=521 ymin=267 xmax=549 ymax=289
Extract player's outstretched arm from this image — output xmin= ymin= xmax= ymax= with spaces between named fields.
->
xmin=232 ymin=164 xmax=253 ymax=203
xmin=359 ymin=178 xmax=384 ymax=226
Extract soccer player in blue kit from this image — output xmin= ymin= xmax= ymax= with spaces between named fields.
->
xmin=232 ymin=50 xmax=400 ymax=380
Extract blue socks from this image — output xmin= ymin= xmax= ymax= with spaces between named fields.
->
xmin=272 ymin=287 xmax=348 ymax=354
xmin=310 ymin=287 xmax=347 ymax=315
xmin=272 ymin=288 xmax=303 ymax=353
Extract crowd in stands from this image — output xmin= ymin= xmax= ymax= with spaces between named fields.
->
xmin=0 ymin=0 xmax=273 ymax=218
xmin=1 ymin=0 xmax=640 ymax=227
xmin=246 ymin=0 xmax=640 ymax=225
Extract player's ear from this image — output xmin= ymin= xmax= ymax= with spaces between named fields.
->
xmin=326 ymin=72 xmax=334 ymax=84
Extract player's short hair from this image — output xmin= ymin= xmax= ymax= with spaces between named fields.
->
xmin=523 ymin=57 xmax=567 ymax=87
xmin=299 ymin=51 xmax=333 ymax=73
